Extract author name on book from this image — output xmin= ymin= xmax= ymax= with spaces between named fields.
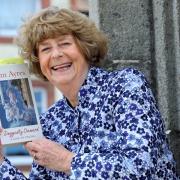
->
xmin=0 ymin=71 xmax=26 ymax=79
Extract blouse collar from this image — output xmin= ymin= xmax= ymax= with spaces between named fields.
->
xmin=62 ymin=66 xmax=107 ymax=109
xmin=77 ymin=66 xmax=107 ymax=105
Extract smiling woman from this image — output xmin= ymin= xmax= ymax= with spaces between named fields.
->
xmin=16 ymin=7 xmax=107 ymax=80
xmin=0 ymin=6 xmax=178 ymax=180
xmin=37 ymin=35 xmax=89 ymax=105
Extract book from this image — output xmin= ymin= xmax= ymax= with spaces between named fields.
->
xmin=0 ymin=57 xmax=24 ymax=64
xmin=0 ymin=63 xmax=43 ymax=145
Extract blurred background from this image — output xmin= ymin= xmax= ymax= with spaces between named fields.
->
xmin=0 ymin=0 xmax=88 ymax=176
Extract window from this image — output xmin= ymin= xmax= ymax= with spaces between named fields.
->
xmin=34 ymin=87 xmax=48 ymax=114
xmin=0 ymin=0 xmax=41 ymax=37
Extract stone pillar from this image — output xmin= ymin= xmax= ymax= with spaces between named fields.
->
xmin=89 ymin=0 xmax=180 ymax=175
xmin=89 ymin=0 xmax=154 ymax=81
xmin=152 ymin=1 xmax=180 ymax=173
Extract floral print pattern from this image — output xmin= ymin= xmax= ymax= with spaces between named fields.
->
xmin=0 ymin=67 xmax=178 ymax=179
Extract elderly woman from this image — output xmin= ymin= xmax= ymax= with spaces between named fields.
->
xmin=0 ymin=7 xmax=178 ymax=179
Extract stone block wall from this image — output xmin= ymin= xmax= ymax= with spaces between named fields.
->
xmin=89 ymin=0 xmax=180 ymax=175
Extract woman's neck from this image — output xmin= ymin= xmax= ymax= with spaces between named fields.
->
xmin=58 ymin=84 xmax=79 ymax=107
xmin=57 ymin=68 xmax=89 ymax=107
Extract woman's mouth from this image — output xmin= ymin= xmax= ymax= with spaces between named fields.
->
xmin=51 ymin=63 xmax=72 ymax=71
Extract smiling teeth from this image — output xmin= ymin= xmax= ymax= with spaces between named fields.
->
xmin=52 ymin=63 xmax=72 ymax=70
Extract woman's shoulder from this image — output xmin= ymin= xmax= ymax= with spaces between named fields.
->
xmin=108 ymin=67 xmax=148 ymax=88
xmin=92 ymin=66 xmax=145 ymax=81
xmin=110 ymin=67 xmax=145 ymax=79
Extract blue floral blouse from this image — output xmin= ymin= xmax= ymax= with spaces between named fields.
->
xmin=0 ymin=67 xmax=178 ymax=179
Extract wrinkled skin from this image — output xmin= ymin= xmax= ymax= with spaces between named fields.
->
xmin=24 ymin=138 xmax=75 ymax=174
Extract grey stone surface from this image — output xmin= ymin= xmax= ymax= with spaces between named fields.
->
xmin=89 ymin=0 xmax=154 ymax=81
xmin=153 ymin=0 xmax=180 ymax=130
xmin=89 ymin=0 xmax=180 ymax=175
xmin=153 ymin=2 xmax=180 ymax=173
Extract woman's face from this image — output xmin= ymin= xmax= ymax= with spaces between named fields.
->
xmin=38 ymin=35 xmax=89 ymax=89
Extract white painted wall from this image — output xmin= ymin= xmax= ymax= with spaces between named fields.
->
xmin=50 ymin=0 xmax=70 ymax=8
xmin=0 ymin=44 xmax=18 ymax=58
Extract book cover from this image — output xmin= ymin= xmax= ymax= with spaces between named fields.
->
xmin=0 ymin=63 xmax=43 ymax=145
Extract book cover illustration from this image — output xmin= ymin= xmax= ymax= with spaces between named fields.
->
xmin=0 ymin=63 xmax=43 ymax=145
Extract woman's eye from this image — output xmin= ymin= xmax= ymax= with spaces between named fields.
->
xmin=59 ymin=42 xmax=71 ymax=47
xmin=41 ymin=47 xmax=50 ymax=52
xmin=64 ymin=42 xmax=69 ymax=45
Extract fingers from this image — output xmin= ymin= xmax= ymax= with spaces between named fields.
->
xmin=24 ymin=140 xmax=41 ymax=152
xmin=24 ymin=138 xmax=74 ymax=172
xmin=24 ymin=138 xmax=47 ymax=161
xmin=24 ymin=139 xmax=52 ymax=166
xmin=24 ymin=141 xmax=39 ymax=159
xmin=32 ymin=152 xmax=39 ymax=161
xmin=30 ymin=149 xmax=46 ymax=165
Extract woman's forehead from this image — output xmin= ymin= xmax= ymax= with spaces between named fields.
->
xmin=38 ymin=34 xmax=74 ymax=45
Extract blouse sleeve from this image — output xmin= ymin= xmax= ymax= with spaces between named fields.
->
xmin=0 ymin=158 xmax=50 ymax=179
xmin=0 ymin=158 xmax=28 ymax=179
xmin=69 ymin=69 xmax=177 ymax=179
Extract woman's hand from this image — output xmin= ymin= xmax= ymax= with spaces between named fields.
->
xmin=24 ymin=138 xmax=75 ymax=174
xmin=0 ymin=128 xmax=4 ymax=163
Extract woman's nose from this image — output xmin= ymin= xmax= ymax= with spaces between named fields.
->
xmin=51 ymin=47 xmax=63 ymax=59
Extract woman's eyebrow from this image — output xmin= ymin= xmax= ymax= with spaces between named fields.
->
xmin=39 ymin=41 xmax=50 ymax=47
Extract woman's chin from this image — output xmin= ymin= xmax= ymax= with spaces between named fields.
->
xmin=51 ymin=75 xmax=74 ymax=87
